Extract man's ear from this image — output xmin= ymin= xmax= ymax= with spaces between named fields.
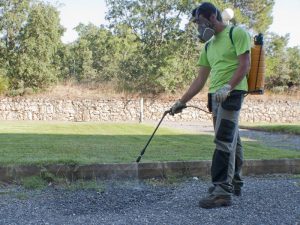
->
xmin=209 ymin=13 xmax=217 ymax=23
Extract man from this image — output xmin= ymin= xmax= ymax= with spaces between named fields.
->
xmin=171 ymin=2 xmax=251 ymax=209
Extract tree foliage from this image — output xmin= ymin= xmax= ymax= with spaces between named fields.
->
xmin=105 ymin=0 xmax=198 ymax=94
xmin=0 ymin=0 xmax=63 ymax=92
xmin=74 ymin=23 xmax=119 ymax=82
xmin=229 ymin=0 xmax=274 ymax=33
xmin=264 ymin=32 xmax=300 ymax=91
xmin=103 ymin=0 xmax=279 ymax=94
xmin=286 ymin=46 xmax=300 ymax=86
xmin=0 ymin=0 xmax=298 ymax=95
xmin=0 ymin=0 xmax=31 ymax=88
xmin=17 ymin=2 xmax=63 ymax=88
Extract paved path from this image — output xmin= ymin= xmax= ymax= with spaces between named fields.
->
xmin=155 ymin=121 xmax=300 ymax=151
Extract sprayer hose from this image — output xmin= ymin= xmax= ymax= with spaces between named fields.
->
xmin=186 ymin=105 xmax=211 ymax=114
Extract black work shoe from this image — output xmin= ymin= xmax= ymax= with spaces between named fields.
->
xmin=233 ymin=188 xmax=241 ymax=196
xmin=208 ymin=186 xmax=242 ymax=196
xmin=208 ymin=186 xmax=215 ymax=194
xmin=199 ymin=194 xmax=232 ymax=209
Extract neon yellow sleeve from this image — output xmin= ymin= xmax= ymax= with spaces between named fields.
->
xmin=232 ymin=27 xmax=251 ymax=56
xmin=197 ymin=48 xmax=210 ymax=67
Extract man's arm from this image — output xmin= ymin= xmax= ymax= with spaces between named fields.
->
xmin=170 ymin=66 xmax=210 ymax=115
xmin=180 ymin=66 xmax=211 ymax=104
xmin=228 ymin=52 xmax=251 ymax=89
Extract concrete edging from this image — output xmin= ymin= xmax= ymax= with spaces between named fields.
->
xmin=0 ymin=159 xmax=299 ymax=182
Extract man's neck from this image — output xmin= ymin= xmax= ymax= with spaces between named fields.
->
xmin=214 ymin=23 xmax=227 ymax=34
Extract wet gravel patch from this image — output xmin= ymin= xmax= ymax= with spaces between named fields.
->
xmin=0 ymin=176 xmax=299 ymax=225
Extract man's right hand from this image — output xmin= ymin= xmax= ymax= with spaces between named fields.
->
xmin=170 ymin=100 xmax=186 ymax=116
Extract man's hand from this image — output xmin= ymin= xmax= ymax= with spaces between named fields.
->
xmin=170 ymin=100 xmax=186 ymax=116
xmin=215 ymin=84 xmax=231 ymax=103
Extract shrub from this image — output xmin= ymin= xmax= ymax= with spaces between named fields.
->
xmin=0 ymin=75 xmax=9 ymax=95
xmin=271 ymin=86 xmax=288 ymax=94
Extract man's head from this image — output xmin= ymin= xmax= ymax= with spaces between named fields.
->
xmin=191 ymin=2 xmax=223 ymax=43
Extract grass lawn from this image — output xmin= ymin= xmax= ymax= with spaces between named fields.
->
xmin=240 ymin=122 xmax=300 ymax=135
xmin=0 ymin=121 xmax=299 ymax=166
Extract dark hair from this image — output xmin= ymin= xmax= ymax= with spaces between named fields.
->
xmin=192 ymin=2 xmax=222 ymax=22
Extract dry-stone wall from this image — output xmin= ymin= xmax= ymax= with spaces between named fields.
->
xmin=0 ymin=97 xmax=299 ymax=123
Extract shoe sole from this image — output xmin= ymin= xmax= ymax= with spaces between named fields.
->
xmin=199 ymin=201 xmax=232 ymax=209
xmin=208 ymin=187 xmax=241 ymax=196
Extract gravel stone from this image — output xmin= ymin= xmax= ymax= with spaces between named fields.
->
xmin=0 ymin=176 xmax=299 ymax=225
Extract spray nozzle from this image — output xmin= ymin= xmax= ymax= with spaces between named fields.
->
xmin=254 ymin=33 xmax=264 ymax=45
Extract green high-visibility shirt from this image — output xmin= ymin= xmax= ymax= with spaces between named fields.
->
xmin=198 ymin=25 xmax=251 ymax=93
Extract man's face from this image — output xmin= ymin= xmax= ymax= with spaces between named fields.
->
xmin=192 ymin=15 xmax=215 ymax=43
xmin=193 ymin=15 xmax=212 ymax=28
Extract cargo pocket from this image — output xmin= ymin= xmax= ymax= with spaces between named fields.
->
xmin=216 ymin=119 xmax=235 ymax=143
xmin=221 ymin=90 xmax=245 ymax=111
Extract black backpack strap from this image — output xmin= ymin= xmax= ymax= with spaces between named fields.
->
xmin=205 ymin=42 xmax=210 ymax=53
xmin=229 ymin=26 xmax=235 ymax=45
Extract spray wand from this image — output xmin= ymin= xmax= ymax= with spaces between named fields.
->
xmin=135 ymin=105 xmax=211 ymax=163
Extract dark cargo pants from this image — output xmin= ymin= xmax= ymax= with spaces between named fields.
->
xmin=209 ymin=91 xmax=244 ymax=196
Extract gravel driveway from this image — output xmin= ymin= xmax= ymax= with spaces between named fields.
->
xmin=0 ymin=176 xmax=299 ymax=225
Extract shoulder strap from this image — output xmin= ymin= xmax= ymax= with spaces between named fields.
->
xmin=205 ymin=42 xmax=210 ymax=53
xmin=229 ymin=26 xmax=235 ymax=45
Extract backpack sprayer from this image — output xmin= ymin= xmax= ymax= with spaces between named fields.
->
xmin=205 ymin=29 xmax=266 ymax=95
xmin=218 ymin=9 xmax=266 ymax=95
xmin=223 ymin=8 xmax=266 ymax=95
xmin=248 ymin=33 xmax=265 ymax=94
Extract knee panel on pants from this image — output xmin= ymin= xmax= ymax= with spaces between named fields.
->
xmin=216 ymin=119 xmax=235 ymax=143
xmin=211 ymin=149 xmax=230 ymax=183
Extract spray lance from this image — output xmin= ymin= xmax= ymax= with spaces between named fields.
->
xmin=135 ymin=105 xmax=211 ymax=163
xmin=136 ymin=109 xmax=172 ymax=163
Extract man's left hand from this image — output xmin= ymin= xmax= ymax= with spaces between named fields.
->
xmin=215 ymin=84 xmax=231 ymax=103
